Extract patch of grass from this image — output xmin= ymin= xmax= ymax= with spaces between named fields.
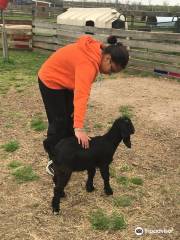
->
xmin=119 ymin=105 xmax=134 ymax=119
xmin=16 ymin=86 xmax=26 ymax=93
xmin=7 ymin=111 xmax=24 ymax=119
xmin=1 ymin=140 xmax=19 ymax=152
xmin=120 ymin=164 xmax=133 ymax=172
xmin=108 ymin=73 xmax=118 ymax=79
xmin=12 ymin=165 xmax=39 ymax=183
xmin=0 ymin=50 xmax=50 ymax=95
xmin=88 ymin=103 xmax=94 ymax=108
xmin=8 ymin=160 xmax=22 ymax=169
xmin=95 ymin=74 xmax=104 ymax=82
xmin=89 ymin=209 xmax=126 ymax=231
xmin=113 ymin=195 xmax=134 ymax=207
xmin=1 ymin=58 xmax=15 ymax=65
xmin=5 ymin=124 xmax=13 ymax=128
xmin=109 ymin=166 xmax=116 ymax=178
xmin=5 ymin=14 xmax=32 ymax=21
xmin=124 ymin=67 xmax=180 ymax=83
xmin=116 ymin=175 xmax=143 ymax=187
xmin=130 ymin=177 xmax=144 ymax=186
xmin=31 ymin=203 xmax=40 ymax=208
xmin=123 ymin=68 xmax=159 ymax=78
xmin=94 ymin=123 xmax=103 ymax=129
xmin=108 ymin=213 xmax=127 ymax=230
xmin=90 ymin=209 xmax=109 ymax=230
xmin=116 ymin=176 xmax=129 ymax=186
xmin=84 ymin=126 xmax=91 ymax=132
xmin=31 ymin=116 xmax=47 ymax=131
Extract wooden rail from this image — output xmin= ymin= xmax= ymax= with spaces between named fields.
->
xmin=0 ymin=25 xmax=32 ymax=50
xmin=32 ymin=20 xmax=180 ymax=75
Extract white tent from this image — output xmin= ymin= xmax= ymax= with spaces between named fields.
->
xmin=156 ymin=17 xmax=178 ymax=27
xmin=57 ymin=8 xmax=125 ymax=29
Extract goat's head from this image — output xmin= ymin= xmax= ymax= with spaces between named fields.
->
xmin=113 ymin=116 xmax=135 ymax=148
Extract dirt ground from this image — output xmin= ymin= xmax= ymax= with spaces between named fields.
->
xmin=0 ymin=75 xmax=179 ymax=240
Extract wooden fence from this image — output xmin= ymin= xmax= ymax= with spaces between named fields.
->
xmin=5 ymin=4 xmax=64 ymax=19
xmin=32 ymin=20 xmax=180 ymax=75
xmin=0 ymin=25 xmax=32 ymax=50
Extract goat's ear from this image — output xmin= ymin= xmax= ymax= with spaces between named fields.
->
xmin=123 ymin=136 xmax=131 ymax=148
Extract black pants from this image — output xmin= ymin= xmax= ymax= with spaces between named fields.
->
xmin=38 ymin=78 xmax=74 ymax=160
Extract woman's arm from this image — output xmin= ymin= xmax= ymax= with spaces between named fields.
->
xmin=73 ymin=62 xmax=97 ymax=148
xmin=74 ymin=62 xmax=97 ymax=129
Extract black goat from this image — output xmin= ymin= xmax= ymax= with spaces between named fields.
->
xmin=52 ymin=116 xmax=135 ymax=214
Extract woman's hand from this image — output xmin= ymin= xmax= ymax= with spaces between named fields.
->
xmin=74 ymin=128 xmax=91 ymax=149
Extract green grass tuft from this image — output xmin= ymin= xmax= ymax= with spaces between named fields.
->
xmin=1 ymin=140 xmax=19 ymax=152
xmin=95 ymin=74 xmax=104 ymax=82
xmin=31 ymin=116 xmax=47 ymax=131
xmin=113 ymin=195 xmax=134 ymax=207
xmin=108 ymin=213 xmax=127 ymax=230
xmin=88 ymin=103 xmax=94 ymax=108
xmin=8 ymin=160 xmax=22 ymax=169
xmin=90 ymin=209 xmax=109 ymax=230
xmin=116 ymin=175 xmax=143 ymax=187
xmin=116 ymin=176 xmax=129 ymax=186
xmin=5 ymin=124 xmax=13 ymax=129
xmin=12 ymin=165 xmax=39 ymax=183
xmin=120 ymin=164 xmax=133 ymax=172
xmin=130 ymin=177 xmax=144 ymax=185
xmin=2 ymin=58 xmax=15 ymax=65
xmin=89 ymin=209 xmax=126 ymax=231
xmin=119 ymin=105 xmax=134 ymax=119
xmin=94 ymin=123 xmax=103 ymax=129
xmin=109 ymin=167 xmax=116 ymax=178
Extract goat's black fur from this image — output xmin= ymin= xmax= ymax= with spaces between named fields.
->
xmin=51 ymin=116 xmax=135 ymax=214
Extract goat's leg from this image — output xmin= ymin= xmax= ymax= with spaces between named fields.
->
xmin=53 ymin=175 xmax=66 ymax=198
xmin=52 ymin=169 xmax=72 ymax=215
xmin=99 ymin=165 xmax=113 ymax=195
xmin=86 ymin=168 xmax=96 ymax=192
xmin=53 ymin=175 xmax=57 ymax=185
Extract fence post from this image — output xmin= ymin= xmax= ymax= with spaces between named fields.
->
xmin=131 ymin=15 xmax=134 ymax=28
xmin=1 ymin=10 xmax=9 ymax=61
xmin=125 ymin=15 xmax=130 ymax=51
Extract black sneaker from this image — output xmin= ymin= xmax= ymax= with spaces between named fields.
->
xmin=46 ymin=160 xmax=54 ymax=176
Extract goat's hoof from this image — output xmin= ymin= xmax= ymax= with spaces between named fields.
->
xmin=86 ymin=185 xmax=95 ymax=192
xmin=104 ymin=188 xmax=113 ymax=195
xmin=53 ymin=209 xmax=60 ymax=215
xmin=53 ymin=211 xmax=59 ymax=215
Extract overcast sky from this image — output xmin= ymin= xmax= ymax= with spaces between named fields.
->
xmin=123 ymin=0 xmax=180 ymax=5
xmin=74 ymin=0 xmax=180 ymax=6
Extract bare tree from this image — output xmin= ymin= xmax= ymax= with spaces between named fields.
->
xmin=163 ymin=0 xmax=169 ymax=6
xmin=163 ymin=0 xmax=170 ymax=12
xmin=148 ymin=0 xmax=153 ymax=11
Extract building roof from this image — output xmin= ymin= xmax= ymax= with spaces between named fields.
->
xmin=57 ymin=8 xmax=124 ymax=28
xmin=32 ymin=0 xmax=52 ymax=5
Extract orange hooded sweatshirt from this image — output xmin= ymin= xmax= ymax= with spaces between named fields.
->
xmin=38 ymin=35 xmax=103 ymax=129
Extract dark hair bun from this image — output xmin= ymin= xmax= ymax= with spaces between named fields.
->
xmin=117 ymin=42 xmax=123 ymax=47
xmin=107 ymin=35 xmax=117 ymax=45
